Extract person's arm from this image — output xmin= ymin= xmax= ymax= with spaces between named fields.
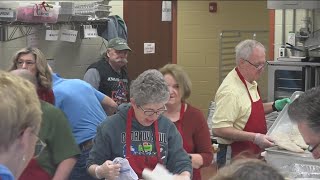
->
xmin=48 ymin=107 xmax=80 ymax=179
xmin=263 ymin=102 xmax=273 ymax=114
xmin=52 ymin=157 xmax=77 ymax=180
xmin=84 ymin=68 xmax=100 ymax=89
xmin=188 ymin=108 xmax=213 ymax=169
xmin=213 ymin=127 xmax=256 ymax=142
xmin=264 ymin=98 xmax=291 ymax=114
xmin=165 ymin=122 xmax=192 ymax=177
xmin=94 ymin=89 xmax=118 ymax=115
xmin=87 ymin=121 xmax=115 ymax=178
xmin=214 ymin=127 xmax=274 ymax=149
xmin=101 ymin=96 xmax=118 ymax=115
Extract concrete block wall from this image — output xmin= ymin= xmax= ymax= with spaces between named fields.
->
xmin=0 ymin=1 xmax=123 ymax=79
xmin=177 ymin=1 xmax=269 ymax=114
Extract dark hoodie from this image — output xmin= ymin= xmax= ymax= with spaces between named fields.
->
xmin=87 ymin=103 xmax=192 ymax=176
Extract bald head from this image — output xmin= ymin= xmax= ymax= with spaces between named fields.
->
xmin=10 ymin=69 xmax=37 ymax=86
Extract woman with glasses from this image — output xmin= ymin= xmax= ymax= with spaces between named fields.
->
xmin=8 ymin=47 xmax=55 ymax=104
xmin=0 ymin=71 xmax=42 ymax=180
xmin=159 ymin=64 xmax=213 ymax=180
xmin=87 ymin=69 xmax=192 ymax=180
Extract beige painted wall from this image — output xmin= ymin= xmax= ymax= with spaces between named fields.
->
xmin=177 ymin=1 xmax=270 ymax=115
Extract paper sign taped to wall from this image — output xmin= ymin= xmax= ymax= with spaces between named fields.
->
xmin=60 ymin=29 xmax=78 ymax=42
xmin=144 ymin=43 xmax=155 ymax=54
xmin=162 ymin=1 xmax=172 ymax=22
xmin=45 ymin=30 xmax=59 ymax=41
xmin=27 ymin=27 xmax=40 ymax=47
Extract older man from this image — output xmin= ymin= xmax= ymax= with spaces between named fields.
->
xmin=288 ymin=87 xmax=320 ymax=159
xmin=212 ymin=39 xmax=290 ymax=167
xmin=84 ymin=37 xmax=132 ymax=105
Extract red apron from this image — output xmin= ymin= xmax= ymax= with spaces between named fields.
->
xmin=125 ymin=107 xmax=162 ymax=178
xmin=174 ymin=103 xmax=201 ymax=180
xmin=230 ymin=68 xmax=267 ymax=157
xmin=19 ymin=159 xmax=51 ymax=180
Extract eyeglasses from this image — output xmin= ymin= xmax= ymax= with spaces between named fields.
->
xmin=307 ymin=142 xmax=320 ymax=153
xmin=34 ymin=136 xmax=46 ymax=158
xmin=138 ymin=105 xmax=167 ymax=116
xmin=243 ymin=59 xmax=269 ymax=70
xmin=16 ymin=60 xmax=36 ymax=67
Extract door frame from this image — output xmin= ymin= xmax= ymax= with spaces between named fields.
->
xmin=123 ymin=0 xmax=177 ymax=64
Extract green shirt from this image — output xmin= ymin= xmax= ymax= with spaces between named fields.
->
xmin=37 ymin=101 xmax=80 ymax=176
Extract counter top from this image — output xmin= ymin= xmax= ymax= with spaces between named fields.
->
xmin=268 ymin=60 xmax=320 ymax=66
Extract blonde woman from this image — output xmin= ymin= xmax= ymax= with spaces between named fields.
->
xmin=9 ymin=47 xmax=54 ymax=104
xmin=0 ymin=71 xmax=42 ymax=179
xmin=160 ymin=64 xmax=213 ymax=180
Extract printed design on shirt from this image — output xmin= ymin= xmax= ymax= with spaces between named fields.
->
xmin=110 ymin=80 xmax=128 ymax=105
xmin=121 ymin=131 xmax=167 ymax=157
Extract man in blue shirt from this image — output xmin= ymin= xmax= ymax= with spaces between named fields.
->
xmin=52 ymin=73 xmax=117 ymax=180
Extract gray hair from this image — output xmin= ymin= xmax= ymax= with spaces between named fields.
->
xmin=235 ymin=39 xmax=265 ymax=65
xmin=130 ymin=69 xmax=169 ymax=106
xmin=10 ymin=69 xmax=37 ymax=86
xmin=211 ymin=158 xmax=284 ymax=180
xmin=288 ymin=87 xmax=320 ymax=133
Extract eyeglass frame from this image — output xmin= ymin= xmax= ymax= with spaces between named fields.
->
xmin=16 ymin=60 xmax=36 ymax=67
xmin=138 ymin=105 xmax=167 ymax=117
xmin=33 ymin=134 xmax=47 ymax=158
xmin=307 ymin=142 xmax=320 ymax=153
xmin=242 ymin=58 xmax=269 ymax=70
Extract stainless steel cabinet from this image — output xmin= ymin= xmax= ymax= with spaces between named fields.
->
xmin=267 ymin=1 xmax=320 ymax=9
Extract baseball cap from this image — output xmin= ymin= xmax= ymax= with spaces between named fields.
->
xmin=107 ymin=37 xmax=132 ymax=51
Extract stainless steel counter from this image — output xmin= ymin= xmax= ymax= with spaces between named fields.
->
xmin=268 ymin=60 xmax=320 ymax=67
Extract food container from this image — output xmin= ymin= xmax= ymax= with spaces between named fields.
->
xmin=279 ymin=163 xmax=320 ymax=179
xmin=265 ymin=91 xmax=320 ymax=178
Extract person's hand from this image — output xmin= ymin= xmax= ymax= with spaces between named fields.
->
xmin=274 ymin=98 xmax=291 ymax=111
xmin=253 ymin=133 xmax=274 ymax=149
xmin=96 ymin=160 xmax=121 ymax=180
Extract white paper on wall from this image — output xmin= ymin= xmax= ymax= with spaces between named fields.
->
xmin=27 ymin=27 xmax=40 ymax=47
xmin=60 ymin=29 xmax=78 ymax=42
xmin=45 ymin=30 xmax=59 ymax=41
xmin=161 ymin=1 xmax=172 ymax=22
xmin=144 ymin=43 xmax=155 ymax=54
xmin=83 ymin=25 xmax=98 ymax=38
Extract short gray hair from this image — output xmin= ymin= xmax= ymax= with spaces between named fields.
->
xmin=130 ymin=69 xmax=169 ymax=106
xmin=288 ymin=87 xmax=320 ymax=133
xmin=235 ymin=39 xmax=265 ymax=65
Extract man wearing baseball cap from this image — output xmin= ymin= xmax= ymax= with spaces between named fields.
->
xmin=84 ymin=37 xmax=132 ymax=107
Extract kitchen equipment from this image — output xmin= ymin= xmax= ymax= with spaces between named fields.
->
xmin=286 ymin=43 xmax=320 ymax=59
xmin=267 ymin=91 xmax=303 ymax=136
xmin=286 ymin=43 xmax=306 ymax=57
xmin=265 ymin=91 xmax=320 ymax=178
xmin=267 ymin=60 xmax=320 ymax=102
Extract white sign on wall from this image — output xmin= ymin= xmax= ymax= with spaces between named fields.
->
xmin=45 ymin=30 xmax=60 ymax=41
xmin=162 ymin=1 xmax=172 ymax=22
xmin=144 ymin=43 xmax=155 ymax=54
xmin=60 ymin=29 xmax=78 ymax=42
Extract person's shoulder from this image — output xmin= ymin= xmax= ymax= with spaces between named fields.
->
xmin=158 ymin=115 xmax=175 ymax=128
xmin=186 ymin=104 xmax=201 ymax=113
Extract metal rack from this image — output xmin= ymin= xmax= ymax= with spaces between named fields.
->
xmin=218 ymin=30 xmax=269 ymax=84
xmin=0 ymin=19 xmax=107 ymax=41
